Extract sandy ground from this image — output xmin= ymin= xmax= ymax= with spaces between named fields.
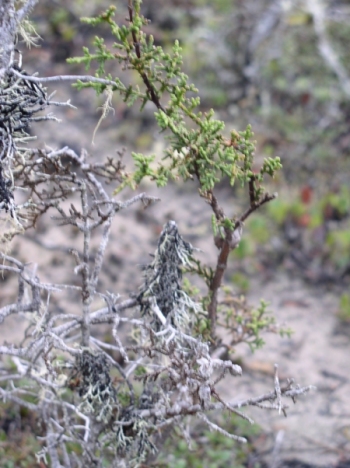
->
xmin=221 ymin=278 xmax=350 ymax=467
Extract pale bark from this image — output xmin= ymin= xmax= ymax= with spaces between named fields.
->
xmin=0 ymin=0 xmax=39 ymax=78
xmin=0 ymin=0 xmax=17 ymax=77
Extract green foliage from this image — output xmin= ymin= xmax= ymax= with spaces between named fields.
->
xmin=231 ymin=272 xmax=250 ymax=293
xmin=62 ymin=3 xmax=291 ymax=463
xmin=322 ymin=186 xmax=350 ymax=218
xmin=248 ymin=216 xmax=270 ymax=243
xmin=267 ymin=185 xmax=350 ymax=265
xmin=68 ymin=2 xmax=281 ymax=209
xmin=157 ymin=414 xmax=261 ymax=468
xmin=67 ymin=0 xmax=287 ymax=363
xmin=240 ymin=299 xmax=292 ymax=351
xmin=218 ymin=294 xmax=292 ymax=352
xmin=338 ymin=294 xmax=350 ymax=323
xmin=232 ymin=236 xmax=255 ymax=260
xmin=0 ymin=404 xmax=41 ymax=468
xmin=326 ymin=229 xmax=350 ymax=268
xmin=49 ymin=8 xmax=77 ymax=41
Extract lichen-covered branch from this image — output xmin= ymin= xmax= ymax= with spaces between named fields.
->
xmin=0 ymin=1 xmax=311 ymax=467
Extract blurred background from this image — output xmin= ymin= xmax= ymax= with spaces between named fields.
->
xmin=2 ymin=0 xmax=350 ymax=466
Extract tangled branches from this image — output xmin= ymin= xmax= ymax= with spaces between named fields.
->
xmin=0 ymin=2 xmax=314 ymax=467
xmin=0 ymin=165 xmax=14 ymax=216
xmin=0 ymin=136 xmax=314 ymax=467
xmin=0 ymin=201 xmax=314 ymax=467
xmin=0 ymin=67 xmax=46 ymax=158
xmin=0 ymin=64 xmax=75 ymax=223
xmin=0 ymin=66 xmax=47 ymax=218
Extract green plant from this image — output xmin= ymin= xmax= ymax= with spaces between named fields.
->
xmin=157 ymin=413 xmax=262 ymax=468
xmin=0 ymin=1 xmax=312 ymax=467
xmin=338 ymin=294 xmax=350 ymax=322
xmin=68 ymin=1 xmax=282 ymax=336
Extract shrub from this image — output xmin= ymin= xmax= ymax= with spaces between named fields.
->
xmin=0 ymin=1 xmax=312 ymax=466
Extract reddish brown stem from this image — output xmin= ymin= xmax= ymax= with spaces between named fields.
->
xmin=208 ymin=190 xmax=277 ymax=340
xmin=236 ymin=192 xmax=276 ymax=227
xmin=128 ymin=0 xmax=166 ymax=113
xmin=248 ymin=177 xmax=257 ymax=207
xmin=208 ymin=227 xmax=232 ymax=336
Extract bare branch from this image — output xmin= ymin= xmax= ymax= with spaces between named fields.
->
xmin=17 ymin=0 xmax=40 ymax=23
xmin=307 ymin=0 xmax=350 ymax=97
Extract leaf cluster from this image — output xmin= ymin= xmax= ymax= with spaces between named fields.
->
xmin=68 ymin=2 xmax=281 ymax=203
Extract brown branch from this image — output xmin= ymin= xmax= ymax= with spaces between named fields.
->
xmin=208 ymin=189 xmax=277 ymax=341
xmin=208 ymin=226 xmax=232 ymax=338
xmin=206 ymin=189 xmax=224 ymax=221
xmin=236 ymin=191 xmax=277 ymax=227
xmin=248 ymin=176 xmax=257 ymax=207
xmin=127 ymin=0 xmax=166 ymax=113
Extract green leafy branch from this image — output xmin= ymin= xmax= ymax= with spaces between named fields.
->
xmin=67 ymin=0 xmax=282 ymax=340
xmin=218 ymin=296 xmax=293 ymax=352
